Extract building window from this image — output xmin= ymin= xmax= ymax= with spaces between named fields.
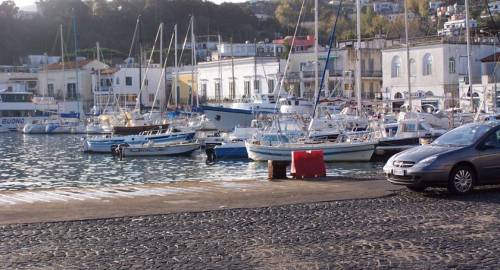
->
xmin=144 ymin=79 xmax=148 ymax=86
xmin=47 ymin=84 xmax=54 ymax=97
xmin=149 ymin=94 xmax=155 ymax=102
xmin=254 ymin=79 xmax=260 ymax=94
xmin=229 ymin=81 xmax=235 ymax=99
xmin=423 ymin=53 xmax=433 ymax=76
xmin=215 ymin=82 xmax=221 ymax=100
xmin=244 ymin=81 xmax=251 ymax=98
xmin=267 ymin=79 xmax=275 ymax=94
xmin=449 ymin=57 xmax=456 ymax=74
xmin=116 ymin=77 xmax=120 ymax=85
xmin=126 ymin=94 xmax=136 ymax=102
xmin=67 ymin=83 xmax=77 ymax=100
xmin=368 ymin=58 xmax=374 ymax=72
xmin=201 ymin=83 xmax=207 ymax=98
xmin=409 ymin=58 xmax=416 ymax=77
xmin=126 ymin=76 xmax=132 ymax=86
xmin=391 ymin=56 xmax=401 ymax=78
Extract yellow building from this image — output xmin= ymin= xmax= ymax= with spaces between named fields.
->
xmin=176 ymin=71 xmax=197 ymax=105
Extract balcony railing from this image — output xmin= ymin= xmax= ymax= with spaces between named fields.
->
xmin=361 ymin=70 xmax=382 ymax=77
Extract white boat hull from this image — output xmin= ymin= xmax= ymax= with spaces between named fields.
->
xmin=84 ymin=131 xmax=196 ymax=153
xmin=245 ymin=141 xmax=376 ymax=162
xmin=46 ymin=123 xmax=87 ymax=134
xmin=2 ymin=117 xmax=49 ymax=131
xmin=201 ymin=105 xmax=255 ymax=132
xmin=121 ymin=142 xmax=200 ymax=157
xmin=22 ymin=123 xmax=47 ymax=134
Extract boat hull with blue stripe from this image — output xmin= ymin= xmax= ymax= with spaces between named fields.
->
xmin=245 ymin=141 xmax=376 ymax=162
xmin=84 ymin=131 xmax=196 ymax=153
xmin=214 ymin=141 xmax=248 ymax=159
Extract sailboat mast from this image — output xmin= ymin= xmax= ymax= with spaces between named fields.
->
xmin=72 ymin=11 xmax=80 ymax=118
xmin=231 ymin=37 xmax=235 ymax=100
xmin=218 ymin=34 xmax=223 ymax=102
xmin=96 ymin=42 xmax=101 ymax=113
xmin=191 ymin=16 xmax=196 ymax=107
xmin=160 ymin=22 xmax=165 ymax=111
xmin=138 ymin=15 xmax=143 ymax=113
xmin=355 ymin=0 xmax=362 ymax=114
xmin=60 ymin=24 xmax=66 ymax=106
xmin=404 ymin=0 xmax=412 ymax=112
xmin=314 ymin=0 xmax=319 ymax=100
xmin=464 ymin=0 xmax=474 ymax=111
xmin=174 ymin=24 xmax=178 ymax=107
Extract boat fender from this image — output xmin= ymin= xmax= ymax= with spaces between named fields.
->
xmin=205 ymin=146 xmax=216 ymax=164
xmin=111 ymin=144 xmax=119 ymax=156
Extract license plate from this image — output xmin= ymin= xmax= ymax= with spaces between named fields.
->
xmin=393 ymin=169 xmax=405 ymax=176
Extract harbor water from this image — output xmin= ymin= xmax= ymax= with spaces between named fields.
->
xmin=0 ymin=133 xmax=384 ymax=191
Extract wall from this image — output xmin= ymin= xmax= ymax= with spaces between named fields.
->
xmin=197 ymin=57 xmax=281 ymax=101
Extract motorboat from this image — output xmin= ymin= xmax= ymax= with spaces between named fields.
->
xmin=114 ymin=140 xmax=200 ymax=157
xmin=83 ymin=127 xmax=196 ymax=153
xmin=212 ymin=127 xmax=259 ymax=159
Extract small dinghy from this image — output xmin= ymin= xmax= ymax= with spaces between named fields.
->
xmin=113 ymin=140 xmax=200 ymax=158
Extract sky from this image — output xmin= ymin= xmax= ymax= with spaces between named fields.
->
xmin=14 ymin=0 xmax=248 ymax=9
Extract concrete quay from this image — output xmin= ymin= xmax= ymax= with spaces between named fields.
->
xmin=1 ymin=178 xmax=500 ymax=269
xmin=0 ymin=177 xmax=395 ymax=224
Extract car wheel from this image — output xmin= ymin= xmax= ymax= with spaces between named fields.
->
xmin=407 ymin=185 xmax=426 ymax=192
xmin=448 ymin=165 xmax=475 ymax=194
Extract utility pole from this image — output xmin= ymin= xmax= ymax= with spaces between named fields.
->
xmin=464 ymin=0 xmax=474 ymax=112
xmin=314 ymin=0 xmax=319 ymax=100
xmin=404 ymin=0 xmax=412 ymax=112
xmin=355 ymin=0 xmax=362 ymax=114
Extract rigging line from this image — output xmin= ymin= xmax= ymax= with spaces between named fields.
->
xmin=50 ymin=29 xmax=59 ymax=57
xmin=273 ymin=0 xmax=307 ymax=112
xmin=135 ymin=23 xmax=163 ymax=111
xmin=152 ymin=27 xmax=175 ymax=119
xmin=127 ymin=17 xmax=140 ymax=60
xmin=166 ymin=26 xmax=177 ymax=108
xmin=179 ymin=16 xmax=193 ymax=66
xmin=311 ymin=0 xmax=343 ymax=121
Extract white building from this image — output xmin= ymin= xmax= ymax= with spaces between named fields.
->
xmin=91 ymin=65 xmax=173 ymax=112
xmin=213 ymin=42 xmax=283 ymax=60
xmin=438 ymin=18 xmax=477 ymax=36
xmin=39 ymin=59 xmax=108 ymax=113
xmin=197 ymin=57 xmax=282 ymax=102
xmin=373 ymin=2 xmax=401 ymax=14
xmin=0 ymin=66 xmax=38 ymax=93
xmin=459 ymin=52 xmax=500 ymax=112
xmin=487 ymin=1 xmax=500 ymax=13
xmin=382 ymin=40 xmax=497 ymax=112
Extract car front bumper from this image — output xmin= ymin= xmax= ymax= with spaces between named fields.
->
xmin=384 ymin=166 xmax=449 ymax=187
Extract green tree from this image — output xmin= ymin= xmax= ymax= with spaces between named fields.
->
xmin=0 ymin=0 xmax=18 ymax=18
xmin=275 ymin=0 xmax=303 ymax=33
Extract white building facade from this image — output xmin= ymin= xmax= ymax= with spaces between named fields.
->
xmin=197 ymin=57 xmax=282 ymax=102
xmin=382 ymin=42 xmax=497 ymax=112
xmin=38 ymin=59 xmax=108 ymax=113
xmin=91 ymin=65 xmax=172 ymax=112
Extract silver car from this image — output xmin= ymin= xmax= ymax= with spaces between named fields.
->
xmin=384 ymin=121 xmax=500 ymax=194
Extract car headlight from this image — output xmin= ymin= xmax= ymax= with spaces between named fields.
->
xmin=416 ymin=155 xmax=438 ymax=167
xmin=383 ymin=154 xmax=398 ymax=172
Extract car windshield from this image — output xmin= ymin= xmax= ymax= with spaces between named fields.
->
xmin=433 ymin=124 xmax=491 ymax=146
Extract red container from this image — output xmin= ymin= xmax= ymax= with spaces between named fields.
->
xmin=291 ymin=150 xmax=326 ymax=179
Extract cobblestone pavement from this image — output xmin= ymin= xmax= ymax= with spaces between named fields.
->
xmin=1 ymin=188 xmax=500 ymax=270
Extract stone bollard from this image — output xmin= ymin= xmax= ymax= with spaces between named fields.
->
xmin=268 ymin=160 xmax=289 ymax=180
